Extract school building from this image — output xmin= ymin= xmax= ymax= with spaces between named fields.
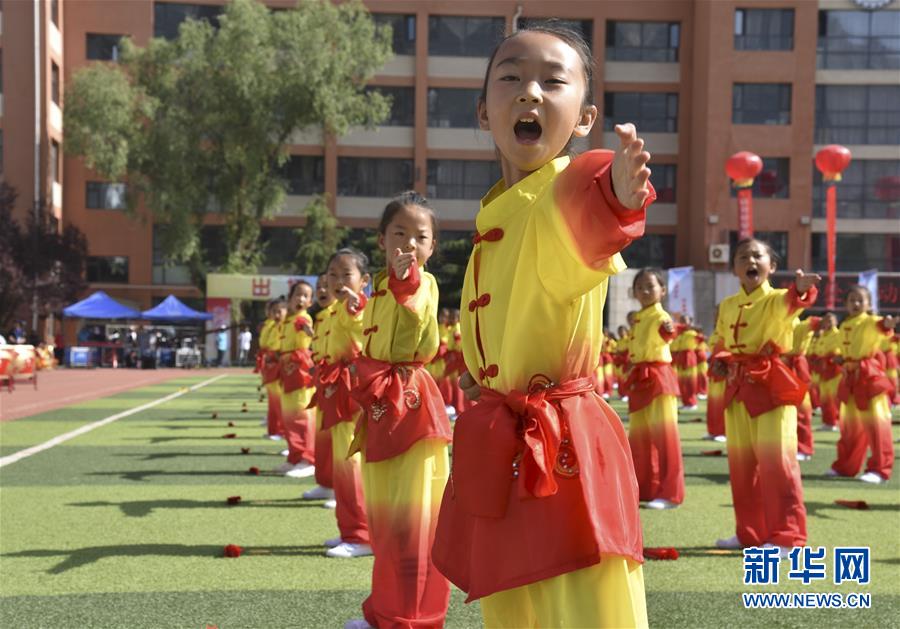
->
xmin=1 ymin=0 xmax=898 ymax=323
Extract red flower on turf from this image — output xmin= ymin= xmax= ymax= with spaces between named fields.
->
xmin=834 ymin=499 xmax=869 ymax=510
xmin=223 ymin=544 xmax=242 ymax=558
xmin=643 ymin=547 xmax=679 ymax=560
xmin=227 ymin=422 xmax=235 ymax=427
xmin=227 ymin=496 xmax=242 ymax=505
xmin=240 ymin=447 xmax=251 ymax=454
xmin=248 ymin=466 xmax=260 ymax=475
xmin=222 ymin=433 xmax=237 ymax=439
xmin=701 ymin=450 xmax=723 ymax=456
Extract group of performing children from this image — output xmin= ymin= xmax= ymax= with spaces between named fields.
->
xmin=241 ymin=22 xmax=895 ymax=629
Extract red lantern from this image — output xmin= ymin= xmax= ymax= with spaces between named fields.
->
xmin=726 ymin=151 xmax=763 ymax=188
xmin=815 ymin=145 xmax=852 ymax=182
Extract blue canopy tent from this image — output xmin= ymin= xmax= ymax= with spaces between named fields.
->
xmin=63 ymin=291 xmax=142 ymax=319
xmin=141 ymin=295 xmax=213 ymax=322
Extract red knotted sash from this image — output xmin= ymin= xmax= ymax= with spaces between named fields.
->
xmin=350 ymin=355 xmax=451 ymax=462
xmin=671 ymin=350 xmax=698 ymax=370
xmin=717 ymin=344 xmax=807 ymax=417
xmin=316 ymin=357 xmax=359 ymax=430
xmin=838 ymin=356 xmax=895 ymax=409
xmin=622 ymin=362 xmax=679 ymax=413
xmin=260 ymin=350 xmax=281 ymax=385
xmin=784 ymin=354 xmax=812 ymax=384
xmin=280 ymin=348 xmax=314 ymax=393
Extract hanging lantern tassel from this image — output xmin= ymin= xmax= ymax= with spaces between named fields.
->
xmin=726 ymin=151 xmax=763 ymax=240
xmin=737 ymin=188 xmax=754 ymax=240
xmin=815 ymin=145 xmax=852 ymax=310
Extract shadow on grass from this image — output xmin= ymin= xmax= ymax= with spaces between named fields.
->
xmin=803 ymin=500 xmax=899 ymax=519
xmin=2 ymin=543 xmax=330 ymax=574
xmin=112 ymin=451 xmax=280 ymax=461
xmin=684 ymin=472 xmax=732 ymax=483
xmin=659 ymin=545 xmax=743 ymax=559
xmin=128 ymin=436 xmax=260 ymax=444
xmin=68 ymin=497 xmax=321 ymax=517
xmin=86 ymin=470 xmax=284 ymax=481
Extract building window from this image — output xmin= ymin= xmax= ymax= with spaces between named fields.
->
xmin=87 ymin=34 xmax=125 ymax=61
xmin=87 ymin=256 xmax=129 ymax=283
xmin=152 ymin=225 xmax=192 ymax=285
xmin=337 ymin=157 xmax=414 ymax=197
xmin=813 ymin=159 xmax=900 ymax=220
xmin=818 ymin=10 xmax=900 ymax=70
xmin=427 ymin=159 xmax=502 ymax=200
xmin=281 ymin=155 xmax=325 ymax=195
xmin=604 ymin=92 xmax=678 ymax=133
xmin=428 ymin=88 xmax=480 ymax=128
xmin=730 ymin=231 xmax=789 ymax=266
xmin=51 ymin=62 xmax=60 ymax=105
xmin=812 ymin=233 xmax=899 ymax=273
xmin=373 ymin=13 xmax=416 ymax=55
xmin=86 ymin=182 xmax=127 ymax=209
xmin=732 ymin=83 xmax=791 ymax=125
xmin=815 ymin=85 xmax=900 ymax=145
xmin=649 ymin=164 xmax=677 ymax=203
xmin=428 ymin=16 xmax=505 ymax=57
xmin=622 ymin=234 xmax=675 ymax=269
xmin=50 ymin=140 xmax=60 ymax=183
xmin=260 ymin=227 xmax=300 ymax=269
xmin=154 ymin=2 xmax=222 ymax=40
xmin=729 ymin=158 xmax=790 ymax=199
xmin=520 ymin=18 xmax=593 ymax=51
xmin=367 ymin=86 xmax=414 ymax=127
xmin=606 ymin=21 xmax=680 ymax=62
xmin=734 ymin=8 xmax=794 ymax=51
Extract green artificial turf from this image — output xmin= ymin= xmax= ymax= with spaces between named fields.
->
xmin=1 ymin=374 xmax=898 ymax=628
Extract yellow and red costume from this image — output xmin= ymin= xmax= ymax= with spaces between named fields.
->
xmin=714 ymin=280 xmax=815 ymax=548
xmin=830 ymin=312 xmax=895 ymax=480
xmin=259 ymin=318 xmax=285 ymax=438
xmin=427 ymin=323 xmax=451 ymax=407
xmin=310 ymin=304 xmax=335 ymax=489
xmin=319 ymin=300 xmax=369 ymax=545
xmin=816 ymin=326 xmax=843 ymax=428
xmin=444 ymin=322 xmax=470 ymax=414
xmin=807 ymin=331 xmax=823 ymax=411
xmin=696 ymin=333 xmax=709 ymax=396
xmin=785 ymin=317 xmax=821 ymax=457
xmin=624 ymin=303 xmax=684 ymax=504
xmin=705 ymin=330 xmax=726 ymax=439
xmin=671 ymin=327 xmax=699 ymax=407
xmin=433 ymin=150 xmax=653 ymax=626
xmin=349 ymin=265 xmax=453 ymax=628
xmin=883 ymin=333 xmax=899 ymax=405
xmin=280 ymin=309 xmax=316 ymax=465
xmin=614 ymin=332 xmax=631 ymax=396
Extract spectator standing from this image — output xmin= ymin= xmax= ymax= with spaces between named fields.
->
xmin=216 ymin=325 xmax=230 ymax=367
xmin=238 ymin=326 xmax=252 ymax=367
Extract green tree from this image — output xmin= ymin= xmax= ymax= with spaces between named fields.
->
xmin=64 ymin=0 xmax=392 ymax=286
xmin=293 ymin=195 xmax=348 ymax=275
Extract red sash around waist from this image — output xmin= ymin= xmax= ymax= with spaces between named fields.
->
xmin=784 ymin=353 xmax=811 ymax=383
xmin=316 ymin=357 xmax=359 ymax=430
xmin=717 ymin=347 xmax=806 ymax=417
xmin=672 ymin=350 xmax=697 ymax=370
xmin=838 ymin=356 xmax=894 ymax=408
xmin=350 ymin=355 xmax=451 ymax=462
xmin=622 ymin=362 xmax=679 ymax=413
xmin=280 ymin=348 xmax=314 ymax=393
xmin=260 ymin=350 xmax=281 ymax=385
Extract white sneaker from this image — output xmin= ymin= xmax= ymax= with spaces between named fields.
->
xmin=829 ymin=425 xmax=840 ymax=432
xmin=620 ymin=395 xmax=629 ymax=402
xmin=322 ymin=499 xmax=337 ymax=509
xmin=280 ymin=449 xmax=289 ymax=457
xmin=303 ymin=485 xmax=335 ymax=500
xmin=444 ymin=405 xmax=457 ymax=417
xmin=681 ymin=404 xmax=699 ymax=411
xmin=698 ymin=394 xmax=708 ymax=401
xmin=264 ymin=433 xmax=284 ymax=441
xmin=796 ymin=453 xmax=812 ymax=462
xmin=716 ymin=535 xmax=742 ymax=549
xmin=602 ymin=393 xmax=610 ymax=400
xmin=326 ymin=542 xmax=373 ymax=558
xmin=645 ymin=499 xmax=678 ymax=510
xmin=273 ymin=461 xmax=295 ymax=473
xmin=859 ymin=472 xmax=885 ymax=484
xmin=713 ymin=435 xmax=727 ymax=443
xmin=324 ymin=536 xmax=342 ymax=548
xmin=284 ymin=462 xmax=315 ymax=478
xmin=824 ymin=468 xmax=841 ymax=477
xmin=762 ymin=543 xmax=792 ymax=559
xmin=344 ymin=620 xmax=372 ymax=629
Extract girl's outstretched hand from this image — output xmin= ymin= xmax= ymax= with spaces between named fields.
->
xmin=795 ymin=269 xmax=822 ymax=295
xmin=883 ymin=315 xmax=897 ymax=330
xmin=459 ymin=371 xmax=481 ymax=401
xmin=392 ymin=248 xmax=416 ymax=281
xmin=335 ymin=285 xmax=360 ymax=311
xmin=611 ymin=123 xmax=653 ymax=210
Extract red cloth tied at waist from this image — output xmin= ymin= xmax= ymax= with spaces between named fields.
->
xmin=671 ymin=350 xmax=697 ymax=370
xmin=717 ymin=347 xmax=806 ymax=418
xmin=349 ymin=356 xmax=451 ymax=462
xmin=838 ymin=356 xmax=895 ymax=409
xmin=443 ymin=350 xmax=464 ymax=377
xmin=622 ymin=362 xmax=679 ymax=413
xmin=280 ymin=348 xmax=314 ymax=393
xmin=695 ymin=349 xmax=708 ymax=363
xmin=316 ymin=358 xmax=359 ymax=430
xmin=612 ymin=352 xmax=629 ymax=368
xmin=260 ymin=350 xmax=281 ymax=385
xmin=451 ymin=377 xmax=596 ymax=519
xmin=818 ymin=354 xmax=843 ymax=381
xmin=784 ymin=353 xmax=812 ymax=384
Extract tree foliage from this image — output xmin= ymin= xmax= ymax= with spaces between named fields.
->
xmin=0 ymin=184 xmax=89 ymax=329
xmin=293 ymin=195 xmax=348 ymax=275
xmin=64 ymin=0 xmax=392 ymax=285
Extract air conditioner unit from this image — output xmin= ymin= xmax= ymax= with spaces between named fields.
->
xmin=709 ymin=243 xmax=730 ymax=264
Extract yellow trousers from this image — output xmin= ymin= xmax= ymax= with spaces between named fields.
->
xmin=480 ymin=555 xmax=648 ymax=628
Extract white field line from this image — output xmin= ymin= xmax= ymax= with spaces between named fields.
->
xmin=0 ymin=374 xmax=228 ymax=469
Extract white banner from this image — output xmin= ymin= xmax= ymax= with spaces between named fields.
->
xmin=858 ymin=269 xmax=879 ymax=314
xmin=668 ymin=266 xmax=695 ymax=320
xmin=207 ymin=273 xmax=318 ymax=301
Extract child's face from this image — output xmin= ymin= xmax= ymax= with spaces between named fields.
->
xmin=733 ymin=240 xmax=773 ymax=292
xmin=822 ymin=314 xmax=837 ymax=330
xmin=327 ymin=255 xmax=368 ymax=296
xmin=633 ymin=273 xmax=665 ymax=308
xmin=315 ymin=276 xmax=333 ymax=307
xmin=618 ymin=326 xmax=628 ymax=337
xmin=438 ymin=309 xmax=449 ymax=325
xmin=274 ymin=306 xmax=287 ymax=322
xmin=845 ymin=289 xmax=869 ymax=317
xmin=289 ymin=285 xmax=313 ymax=313
xmin=379 ymin=205 xmax=436 ymax=268
xmin=478 ymin=32 xmax=596 ymax=176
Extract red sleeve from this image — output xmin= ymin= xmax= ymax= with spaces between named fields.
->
xmin=807 ymin=316 xmax=822 ymax=332
xmin=387 ymin=263 xmax=420 ymax=307
xmin=553 ymin=150 xmax=654 ymax=268
xmin=659 ymin=323 xmax=678 ymax=342
xmin=786 ymin=284 xmax=818 ymax=314
xmin=346 ymin=291 xmax=368 ymax=316
xmin=876 ymin=319 xmax=895 ymax=335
